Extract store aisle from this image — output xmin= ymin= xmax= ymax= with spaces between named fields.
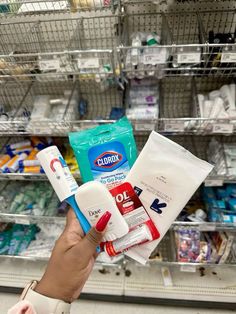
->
xmin=0 ymin=293 xmax=235 ymax=314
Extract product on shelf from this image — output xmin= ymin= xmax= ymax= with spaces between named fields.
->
xmin=0 ymin=138 xmax=47 ymax=174
xmin=208 ymin=30 xmax=236 ymax=68
xmin=0 ymin=181 xmax=56 ymax=216
xmin=125 ymin=32 xmax=168 ymax=79
xmin=0 ymin=137 xmax=78 ymax=175
xmin=69 ymin=117 xmax=137 ymax=190
xmin=203 ymin=184 xmax=236 ymax=223
xmin=175 ymin=227 xmax=234 ymax=264
xmin=26 ymin=89 xmax=79 ymax=134
xmin=207 ymin=139 xmax=236 ymax=177
xmin=126 ymin=78 xmax=159 ymax=120
xmin=64 ymin=145 xmax=79 ymax=174
xmin=196 ymin=83 xmax=236 ymax=122
xmin=0 ymin=222 xmax=64 ymax=258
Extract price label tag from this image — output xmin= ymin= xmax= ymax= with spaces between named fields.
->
xmin=39 ymin=59 xmax=60 ymax=71
xmin=221 ymin=53 xmax=236 ymax=63
xmin=177 ymin=52 xmax=201 ymax=64
xmin=77 ymin=58 xmax=99 ymax=69
xmin=143 ymin=48 xmax=167 ymax=65
xmin=205 ymin=179 xmax=223 ymax=187
xmin=135 ymin=123 xmax=155 ymax=131
xmin=164 ymin=121 xmax=185 ymax=132
xmin=212 ymin=123 xmax=233 ymax=134
xmin=180 ymin=265 xmax=196 ymax=273
xmin=9 ymin=174 xmax=25 ymax=181
xmin=199 ymin=223 xmax=216 ymax=232
xmin=15 ymin=217 xmax=30 ymax=225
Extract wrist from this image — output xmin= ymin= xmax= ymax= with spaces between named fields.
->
xmin=35 ymin=279 xmax=74 ymax=303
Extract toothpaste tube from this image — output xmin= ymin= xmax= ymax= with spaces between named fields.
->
xmin=19 ymin=149 xmax=40 ymax=168
xmin=0 ymin=154 xmax=11 ymax=168
xmin=6 ymin=140 xmax=31 ymax=151
xmin=31 ymin=137 xmax=47 ymax=150
xmin=19 ymin=160 xmax=41 ymax=167
xmin=4 ymin=153 xmax=28 ymax=173
xmin=19 ymin=166 xmax=44 ymax=173
xmin=104 ymin=182 xmax=160 ymax=256
xmin=8 ymin=147 xmax=32 ymax=156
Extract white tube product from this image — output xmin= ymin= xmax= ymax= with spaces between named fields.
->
xmin=125 ymin=131 xmax=213 ymax=264
xmin=75 ymin=181 xmax=129 ymax=241
xmin=209 ymin=90 xmax=221 ymax=101
xmin=37 ymin=146 xmax=91 ymax=234
xmin=220 ymin=85 xmax=235 ymax=111
xmin=104 ymin=224 xmax=152 ymax=256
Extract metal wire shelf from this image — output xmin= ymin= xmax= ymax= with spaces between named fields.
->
xmin=0 ymin=0 xmax=117 ymax=17
xmin=119 ymin=10 xmax=236 ymax=79
xmin=0 ymin=14 xmax=119 ymax=77
xmin=0 ymin=11 xmax=234 ymax=80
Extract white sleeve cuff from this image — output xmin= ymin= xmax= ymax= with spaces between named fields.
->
xmin=25 ymin=288 xmax=71 ymax=314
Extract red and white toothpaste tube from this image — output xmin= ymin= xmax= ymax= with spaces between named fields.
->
xmin=104 ymin=182 xmax=160 ymax=256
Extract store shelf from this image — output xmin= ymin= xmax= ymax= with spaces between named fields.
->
xmin=0 ymin=212 xmax=65 ymax=224
xmin=0 ymin=0 xmax=117 ymax=17
xmin=0 ymin=211 xmax=236 ymax=234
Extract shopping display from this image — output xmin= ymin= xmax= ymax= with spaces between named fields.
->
xmin=0 ymin=0 xmax=235 ymax=306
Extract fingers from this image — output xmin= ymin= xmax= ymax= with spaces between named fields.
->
xmin=74 ymin=211 xmax=111 ymax=259
xmin=64 ymin=208 xmax=84 ymax=237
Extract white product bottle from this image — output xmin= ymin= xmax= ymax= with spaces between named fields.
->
xmin=75 ymin=181 xmax=129 ymax=242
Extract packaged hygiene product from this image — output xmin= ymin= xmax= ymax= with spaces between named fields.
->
xmin=69 ymin=117 xmax=137 ymax=190
xmin=104 ymin=182 xmax=160 ymax=256
xmin=124 ymin=131 xmax=213 ymax=264
xmin=75 ymin=181 xmax=129 ymax=241
xmin=37 ymin=146 xmax=91 ymax=234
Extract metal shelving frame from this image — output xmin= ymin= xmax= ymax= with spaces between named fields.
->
xmin=0 ymin=0 xmax=236 ymax=306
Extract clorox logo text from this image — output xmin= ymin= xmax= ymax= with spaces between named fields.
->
xmin=94 ymin=151 xmax=122 ymax=168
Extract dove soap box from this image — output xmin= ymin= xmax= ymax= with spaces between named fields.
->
xmin=124 ymin=131 xmax=213 ymax=264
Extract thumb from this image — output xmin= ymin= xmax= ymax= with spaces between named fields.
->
xmin=77 ymin=211 xmax=111 ymax=258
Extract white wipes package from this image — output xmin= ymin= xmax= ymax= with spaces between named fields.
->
xmin=125 ymin=131 xmax=213 ymax=264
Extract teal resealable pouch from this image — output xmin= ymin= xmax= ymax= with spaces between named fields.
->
xmin=69 ymin=117 xmax=137 ymax=190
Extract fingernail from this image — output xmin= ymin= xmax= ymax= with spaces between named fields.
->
xmin=96 ymin=211 xmax=111 ymax=232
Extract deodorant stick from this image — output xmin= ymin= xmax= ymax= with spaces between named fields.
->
xmin=75 ymin=181 xmax=129 ymax=241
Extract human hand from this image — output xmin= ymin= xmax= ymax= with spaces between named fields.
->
xmin=35 ymin=209 xmax=111 ymax=303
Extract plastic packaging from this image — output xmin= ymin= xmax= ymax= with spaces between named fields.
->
xmin=30 ymin=95 xmax=50 ymax=120
xmin=124 ymin=131 xmax=213 ymax=264
xmin=220 ymin=85 xmax=235 ymax=111
xmin=0 ymin=154 xmax=11 ymax=168
xmin=69 ymin=117 xmax=137 ymax=190
xmin=4 ymin=153 xmax=28 ymax=173
xmin=37 ymin=146 xmax=91 ymax=234
xmin=7 ymin=140 xmax=31 ymax=151
xmin=104 ymin=182 xmax=160 ymax=256
xmin=75 ymin=181 xmax=129 ymax=241
xmin=37 ymin=146 xmax=79 ymax=202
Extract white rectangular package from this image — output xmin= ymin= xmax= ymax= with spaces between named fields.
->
xmin=125 ymin=131 xmax=213 ymax=264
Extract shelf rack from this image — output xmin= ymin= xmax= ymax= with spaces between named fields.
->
xmin=119 ymin=10 xmax=236 ymax=80
xmin=0 ymin=0 xmax=118 ymax=17
xmin=0 ymin=11 xmax=234 ymax=81
xmin=0 ymin=76 xmax=236 ymax=136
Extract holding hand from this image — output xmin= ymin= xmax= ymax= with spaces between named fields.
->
xmin=35 ymin=209 xmax=111 ymax=303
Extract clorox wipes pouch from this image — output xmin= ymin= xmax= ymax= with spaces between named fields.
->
xmin=69 ymin=117 xmax=137 ymax=190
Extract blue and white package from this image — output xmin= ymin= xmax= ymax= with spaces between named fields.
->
xmin=69 ymin=117 xmax=137 ymax=190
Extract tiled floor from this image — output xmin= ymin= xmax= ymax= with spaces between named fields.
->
xmin=1 ymin=293 xmax=235 ymax=314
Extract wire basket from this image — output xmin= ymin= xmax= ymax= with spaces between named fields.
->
xmin=0 ymin=0 xmax=117 ymax=16
xmin=0 ymin=15 xmax=119 ymax=79
xmin=119 ymin=10 xmax=236 ymax=79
